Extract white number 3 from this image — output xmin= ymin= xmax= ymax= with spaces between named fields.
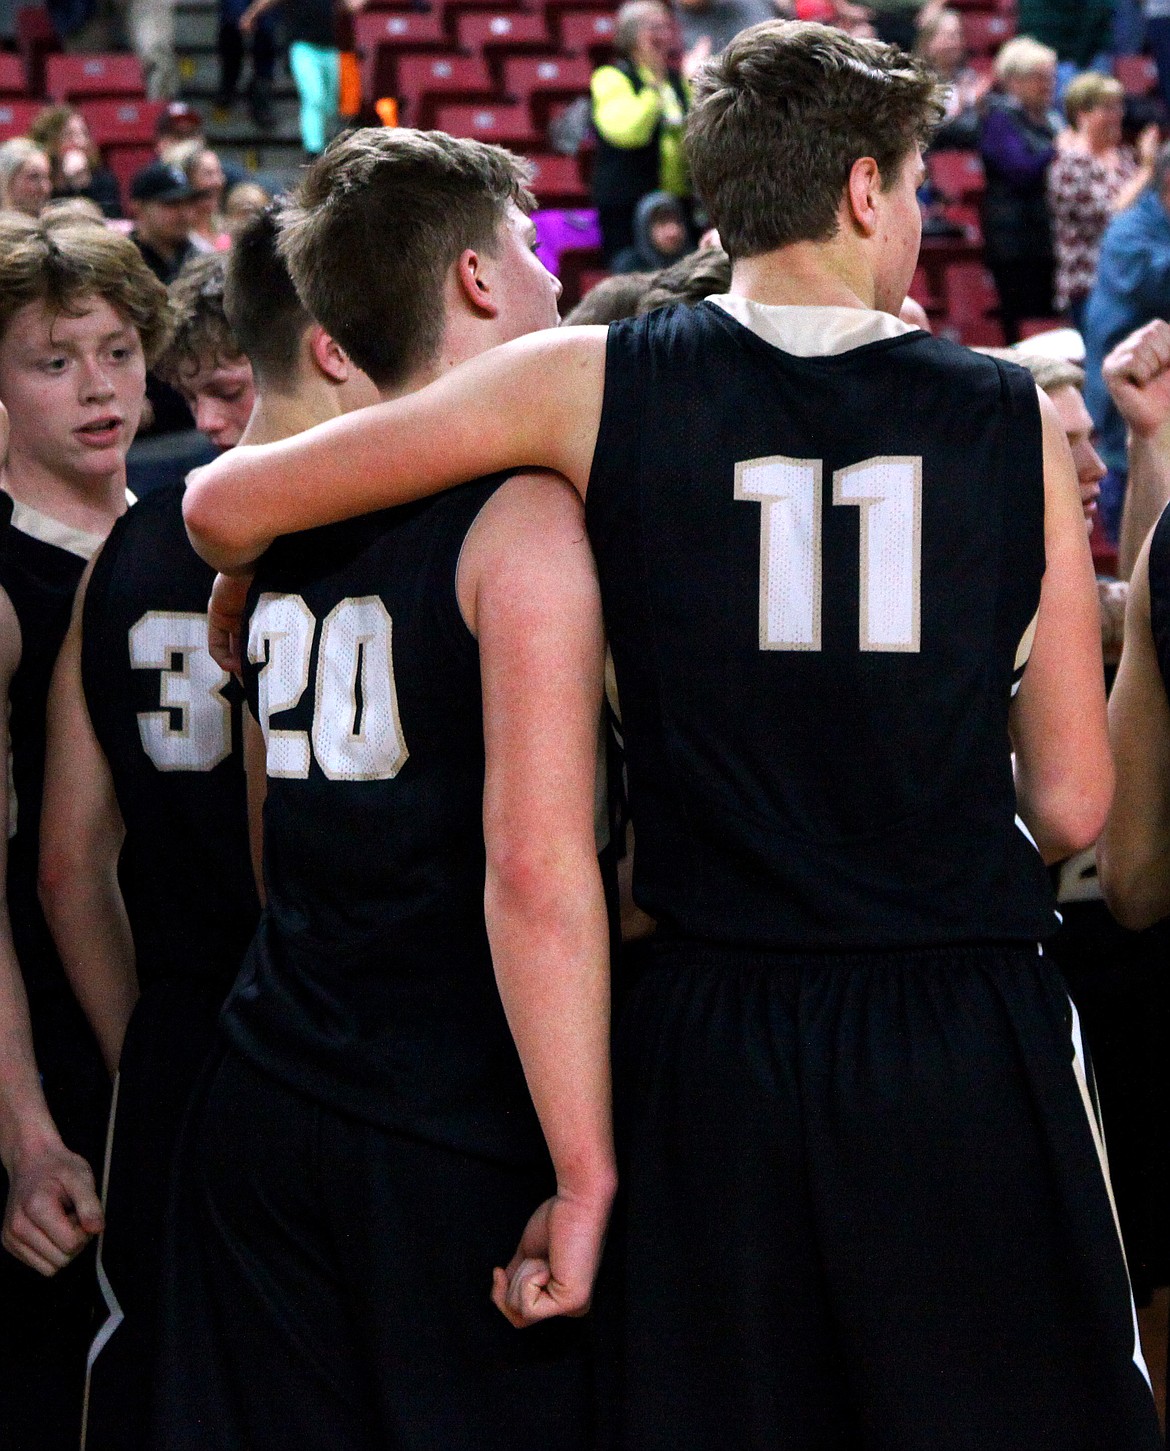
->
xmin=735 ymin=454 xmax=922 ymax=652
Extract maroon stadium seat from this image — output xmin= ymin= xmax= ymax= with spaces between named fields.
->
xmin=456 ymin=12 xmax=551 ymax=73
xmin=928 ymin=149 xmax=986 ymax=201
xmin=394 ymin=52 xmax=495 ymax=126
xmin=0 ymin=98 xmax=41 ymax=142
xmin=0 ymin=53 xmax=28 ymax=97
xmin=353 ymin=11 xmax=448 ymax=101
xmin=558 ymin=10 xmax=615 ymax=58
xmin=79 ymin=97 xmax=167 ymax=147
xmin=959 ymin=11 xmax=1014 ymax=56
xmin=15 ymin=5 xmax=60 ymax=100
xmin=1114 ymin=54 xmax=1159 ymax=97
xmin=46 ymin=52 xmax=146 ymax=101
xmin=433 ymin=100 xmax=540 ymax=145
xmin=503 ymin=54 xmax=590 ymax=124
xmin=106 ymin=142 xmax=155 ymax=202
xmin=525 ymin=151 xmax=588 ymax=202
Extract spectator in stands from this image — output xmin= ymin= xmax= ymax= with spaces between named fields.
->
xmin=60 ymin=0 xmax=179 ymax=99
xmin=128 ymin=161 xmax=196 ymax=285
xmin=223 ymin=179 xmax=272 ymax=234
xmin=613 ymin=190 xmax=694 ymax=272
xmin=591 ymin=0 xmax=694 ymax=264
xmin=156 ymin=254 xmax=256 ymax=448
xmin=239 ymin=0 xmax=368 ymax=158
xmin=1048 ymin=75 xmax=1159 ymax=332
xmin=170 ymin=142 xmax=231 ymax=252
xmin=216 ymin=0 xmax=277 ymax=128
xmin=156 ymin=101 xmax=205 ymax=160
xmin=0 ymin=140 xmax=52 ymax=220
xmin=979 ymin=35 xmax=1060 ymax=342
xmin=1083 ymin=143 xmax=1170 ymax=543
xmin=673 ymin=0 xmax=776 ymax=58
xmin=29 ymin=106 xmax=121 ymax=219
xmin=915 ymin=8 xmax=986 ymax=150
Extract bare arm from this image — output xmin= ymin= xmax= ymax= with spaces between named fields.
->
xmin=1011 ymin=389 xmax=1113 ymax=862
xmin=462 ymin=473 xmax=615 ymax=1327
xmin=1106 ymin=319 xmax=1170 ymax=581
xmin=0 ymin=585 xmax=104 ymax=1274
xmin=1097 ymin=528 xmax=1170 ymax=928
xmin=243 ymin=706 xmax=267 ymax=906
xmin=39 ymin=568 xmax=135 ymax=1076
xmin=183 ymin=327 xmax=609 ymax=574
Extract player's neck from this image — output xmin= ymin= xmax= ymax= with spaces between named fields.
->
xmin=729 ymin=241 xmax=878 ymax=312
xmin=241 ymin=389 xmax=344 ymax=446
xmin=0 ymin=449 xmax=127 ymax=536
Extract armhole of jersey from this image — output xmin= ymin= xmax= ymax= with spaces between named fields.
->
xmin=1147 ymin=500 xmax=1170 ymax=700
xmin=992 ymin=358 xmax=1046 ymax=696
xmin=584 ymin=316 xmax=645 ymax=538
xmin=442 ymin=476 xmax=512 ymax=658
xmin=79 ymin=514 xmax=123 ymax=700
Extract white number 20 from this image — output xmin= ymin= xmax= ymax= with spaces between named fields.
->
xmin=248 ymin=594 xmax=409 ymax=782
xmin=735 ymin=454 xmax=922 ymax=653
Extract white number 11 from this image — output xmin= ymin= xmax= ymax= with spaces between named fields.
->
xmin=735 ymin=454 xmax=922 ymax=653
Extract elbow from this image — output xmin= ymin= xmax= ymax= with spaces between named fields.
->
xmin=182 ymin=474 xmax=257 ymax=572
xmin=1097 ymin=828 xmax=1170 ymax=932
xmin=1033 ymin=768 xmax=1115 ymax=864
xmin=485 ymin=834 xmax=592 ymax=936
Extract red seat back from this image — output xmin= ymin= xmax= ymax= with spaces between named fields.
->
xmin=79 ymin=97 xmax=167 ymax=147
xmin=558 ymin=10 xmax=615 ymax=56
xmin=960 ymin=11 xmax=1014 ymax=55
xmin=0 ymin=53 xmax=29 ymax=97
xmin=526 ymin=151 xmax=588 ymax=201
xmin=1114 ymin=55 xmax=1159 ymax=97
xmin=394 ymin=53 xmax=494 ymax=125
xmin=456 ymin=12 xmax=550 ymax=55
xmin=928 ymin=149 xmax=986 ymax=202
xmin=0 ymin=98 xmax=41 ymax=142
xmin=503 ymin=53 xmax=591 ymax=98
xmin=46 ymin=52 xmax=146 ymax=101
xmin=353 ymin=11 xmax=448 ymax=99
xmin=434 ymin=100 xmax=539 ymax=144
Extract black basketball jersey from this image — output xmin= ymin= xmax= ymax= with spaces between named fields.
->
xmin=80 ymin=485 xmax=259 ymax=993
xmin=0 ymin=492 xmax=100 ymax=995
xmin=227 ymin=476 xmax=546 ymax=1166
xmin=585 ymin=301 xmax=1057 ymax=950
xmin=1148 ymin=502 xmax=1170 ymax=698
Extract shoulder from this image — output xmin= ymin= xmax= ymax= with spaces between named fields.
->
xmin=468 ymin=471 xmax=586 ymax=558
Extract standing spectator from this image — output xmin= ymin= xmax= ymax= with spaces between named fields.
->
xmin=591 ymin=0 xmax=693 ymax=264
xmin=979 ymin=36 xmax=1060 ymax=342
xmin=1083 ymin=143 xmax=1170 ymax=542
xmin=1049 ymin=74 xmax=1158 ymax=332
xmin=915 ymin=8 xmax=987 ymax=149
xmin=28 ymin=106 xmax=121 ymax=218
xmin=59 ymin=0 xmax=179 ymax=99
xmin=0 ymin=141 xmax=52 ymax=219
xmin=239 ymin=0 xmax=367 ymax=159
xmin=217 ymin=0 xmax=277 ymax=127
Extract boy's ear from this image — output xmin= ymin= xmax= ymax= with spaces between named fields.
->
xmin=454 ymin=247 xmax=500 ymax=320
xmin=308 ymin=324 xmax=353 ymax=383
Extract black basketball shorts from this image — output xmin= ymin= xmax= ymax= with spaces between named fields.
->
xmin=598 ymin=939 xmax=1163 ymax=1451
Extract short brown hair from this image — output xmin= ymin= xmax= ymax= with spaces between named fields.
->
xmin=277 ymin=127 xmax=534 ymax=389
xmin=638 ymin=245 xmax=731 ymax=313
xmin=0 ymin=212 xmax=170 ymax=362
xmin=224 ymin=205 xmax=310 ymax=390
xmin=155 ymin=252 xmax=242 ymax=388
xmin=1063 ymin=72 xmax=1124 ymax=128
xmin=1009 ymin=350 xmax=1085 ymax=395
xmin=687 ymin=20 xmax=943 ymax=259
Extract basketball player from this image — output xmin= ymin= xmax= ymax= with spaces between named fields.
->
xmin=155 ymin=132 xmax=613 ymax=1451
xmin=0 ymin=213 xmax=169 ymax=1451
xmin=185 ymin=27 xmax=1161 ymax=1449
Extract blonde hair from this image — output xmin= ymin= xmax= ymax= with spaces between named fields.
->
xmin=1063 ymin=71 xmax=1124 ymax=127
xmin=994 ymin=36 xmax=1057 ymax=85
xmin=0 ymin=138 xmax=49 ymax=210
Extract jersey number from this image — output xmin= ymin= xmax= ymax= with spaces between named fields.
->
xmin=734 ymin=454 xmax=922 ymax=652
xmin=248 ymin=594 xmax=409 ymax=782
xmin=130 ymin=612 xmax=232 ymax=771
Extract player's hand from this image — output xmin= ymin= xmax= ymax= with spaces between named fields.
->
xmin=208 ymin=570 xmax=253 ymax=679
xmin=491 ymin=1186 xmax=613 ymax=1328
xmin=2 ymin=1136 xmax=102 ymax=1276
xmin=1103 ymin=319 xmax=1170 ymax=439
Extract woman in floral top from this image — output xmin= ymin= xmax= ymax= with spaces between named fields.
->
xmin=1048 ymin=73 xmax=1158 ymax=331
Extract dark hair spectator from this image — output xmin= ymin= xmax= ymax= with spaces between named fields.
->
xmin=978 ymin=35 xmax=1060 ymax=342
xmin=28 ymin=105 xmax=122 ymax=218
xmin=1047 ymin=74 xmax=1157 ymax=331
xmin=591 ymin=0 xmax=694 ymax=264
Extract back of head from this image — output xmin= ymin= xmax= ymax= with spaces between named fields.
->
xmin=686 ymin=20 xmax=942 ymax=259
xmin=224 ymin=205 xmax=310 ymax=391
xmin=155 ymin=251 xmax=241 ymax=389
xmin=1004 ymin=349 xmax=1085 ymax=395
xmin=563 ymin=271 xmax=654 ymax=324
xmin=276 ymin=127 xmax=533 ymax=389
xmin=637 ymin=245 xmax=731 ymax=312
xmin=0 ymin=210 xmax=170 ymax=361
xmin=28 ymin=103 xmax=77 ymax=159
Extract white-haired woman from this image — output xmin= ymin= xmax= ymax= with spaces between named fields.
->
xmin=0 ymin=138 xmax=52 ymax=219
xmin=979 ymin=36 xmax=1060 ymax=341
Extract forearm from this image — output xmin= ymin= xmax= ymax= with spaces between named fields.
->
xmin=0 ymin=914 xmax=60 ymax=1171
xmin=1119 ymin=420 xmax=1170 ymax=580
xmin=485 ymin=849 xmax=615 ymax=1200
xmin=40 ymin=872 xmax=136 ymax=1076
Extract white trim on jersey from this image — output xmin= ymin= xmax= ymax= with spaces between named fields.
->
xmin=80 ymin=1073 xmax=126 ymax=1450
xmin=707 ymin=296 xmax=920 ymax=358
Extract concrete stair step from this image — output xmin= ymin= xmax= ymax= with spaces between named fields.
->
xmin=176 ymin=49 xmax=296 ymax=99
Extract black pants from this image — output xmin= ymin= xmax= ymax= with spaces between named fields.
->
xmin=0 ymin=986 xmax=109 ymax=1451
xmin=988 ymin=257 xmax=1055 ymax=344
xmin=84 ymin=980 xmax=226 ymax=1451
xmin=152 ymin=1048 xmax=591 ymax=1451
xmin=599 ymin=939 xmax=1163 ymax=1451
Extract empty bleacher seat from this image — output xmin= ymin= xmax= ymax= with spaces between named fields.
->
xmin=525 ymin=151 xmax=588 ymax=202
xmin=106 ymin=143 xmax=156 ymax=202
xmin=960 ymin=12 xmax=1014 ymax=56
xmin=46 ymin=53 xmax=146 ymax=101
xmin=0 ymin=54 xmax=29 ymax=98
xmin=928 ymin=149 xmax=986 ymax=201
xmin=433 ymin=100 xmax=540 ymax=145
xmin=353 ymin=11 xmax=448 ymax=101
xmin=79 ymin=98 xmax=167 ymax=147
xmin=15 ymin=6 xmax=60 ymax=100
xmin=558 ymin=10 xmax=615 ymax=58
xmin=503 ymin=53 xmax=590 ymax=124
xmin=0 ymin=98 xmax=42 ymax=142
xmin=457 ymin=12 xmax=552 ymax=66
xmin=394 ymin=53 xmax=494 ymax=125
xmin=1114 ymin=55 xmax=1159 ymax=97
